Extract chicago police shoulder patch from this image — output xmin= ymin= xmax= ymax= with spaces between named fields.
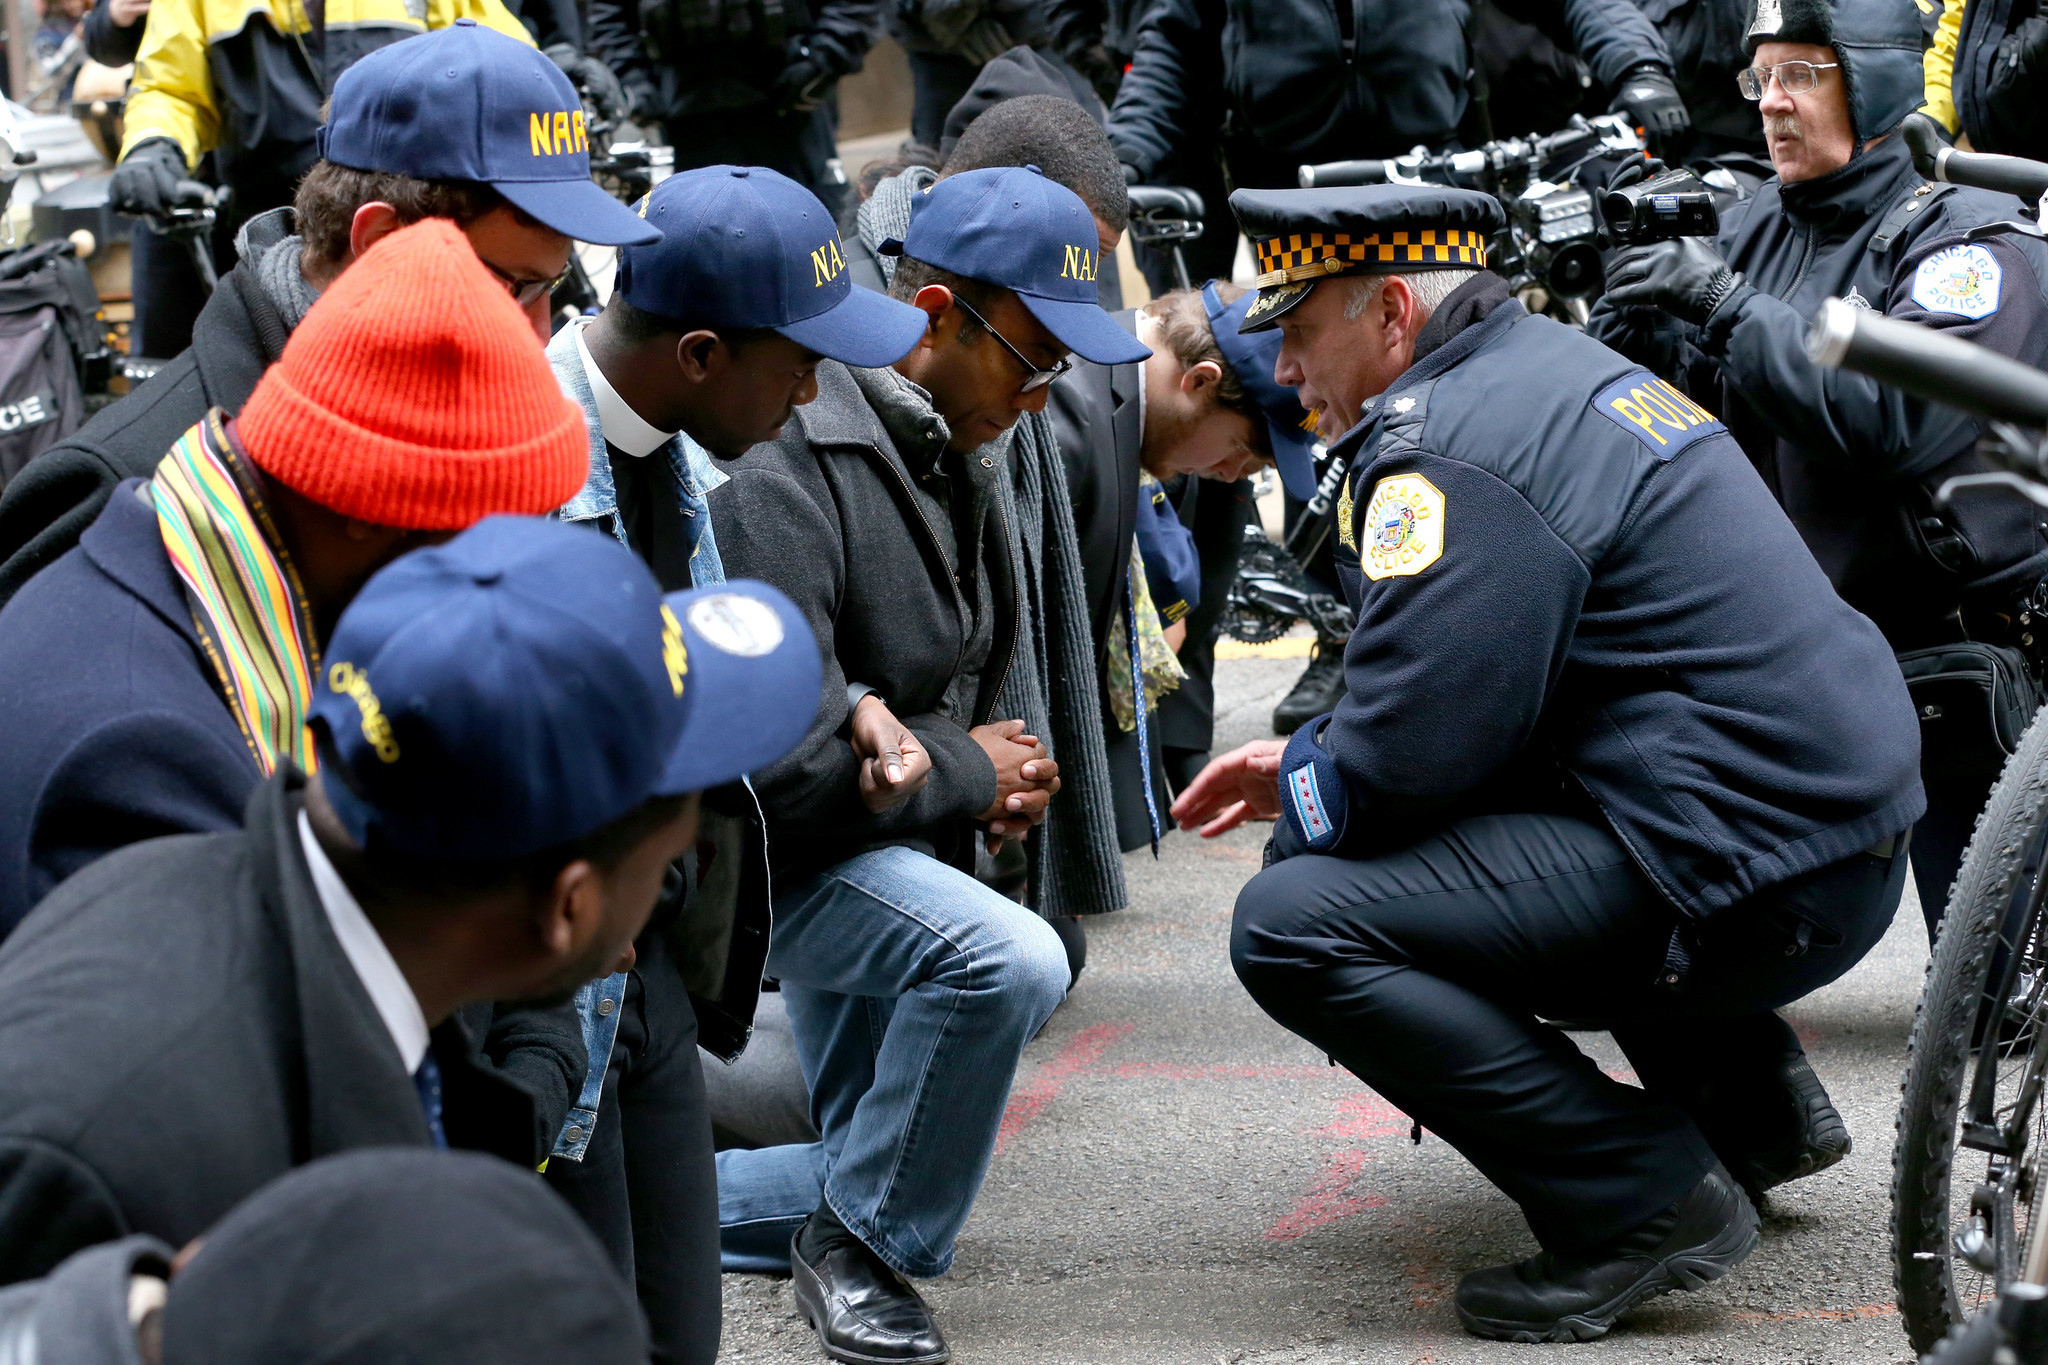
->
xmin=1912 ymin=242 xmax=2002 ymax=320
xmin=1593 ymin=373 xmax=1726 ymax=460
xmin=1360 ymin=473 xmax=1444 ymax=580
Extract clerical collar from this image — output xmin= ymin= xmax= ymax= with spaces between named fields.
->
xmin=574 ymin=320 xmax=676 ymax=458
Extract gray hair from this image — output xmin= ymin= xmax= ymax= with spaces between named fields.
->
xmin=1343 ymin=269 xmax=1482 ymax=323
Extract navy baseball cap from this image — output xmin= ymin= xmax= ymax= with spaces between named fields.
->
xmin=617 ymin=166 xmax=927 ymax=368
xmin=880 ymin=165 xmax=1152 ymax=366
xmin=318 ymin=22 xmax=660 ymax=248
xmin=1203 ymin=281 xmax=1319 ymax=500
xmin=311 ymin=517 xmax=821 ymax=859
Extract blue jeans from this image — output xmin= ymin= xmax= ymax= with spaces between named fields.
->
xmin=717 ymin=846 xmax=1069 ymax=1278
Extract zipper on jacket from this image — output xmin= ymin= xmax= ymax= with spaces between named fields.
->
xmin=1333 ymin=0 xmax=1356 ymax=66
xmin=1785 ymin=223 xmax=1819 ymax=296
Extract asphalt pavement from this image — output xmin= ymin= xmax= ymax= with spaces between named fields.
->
xmin=717 ymin=650 xmax=1931 ymax=1364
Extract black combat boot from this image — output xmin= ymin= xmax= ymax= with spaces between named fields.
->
xmin=1272 ymin=636 xmax=1347 ymax=734
xmin=1454 ymin=1165 xmax=1759 ymax=1343
xmin=1703 ymin=1053 xmax=1851 ymax=1202
xmin=791 ymin=1205 xmax=950 ymax=1364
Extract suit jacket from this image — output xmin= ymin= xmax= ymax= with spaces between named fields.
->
xmin=0 ymin=771 xmax=546 ymax=1286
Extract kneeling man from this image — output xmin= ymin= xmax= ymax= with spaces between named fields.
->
xmin=1175 ymin=185 xmax=1922 ymax=1342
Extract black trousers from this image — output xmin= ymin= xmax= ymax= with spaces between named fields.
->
xmin=547 ymin=933 xmax=721 ymax=1365
xmin=1232 ymin=812 xmax=1906 ymax=1252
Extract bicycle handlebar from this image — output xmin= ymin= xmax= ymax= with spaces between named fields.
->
xmin=1808 ymin=297 xmax=2048 ymax=425
xmin=1297 ymin=116 xmax=1640 ymax=189
xmin=1904 ymin=115 xmax=2048 ymax=202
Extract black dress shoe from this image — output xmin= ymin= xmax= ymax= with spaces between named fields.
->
xmin=1272 ymin=638 xmax=1347 ymax=734
xmin=1707 ymin=1054 xmax=1851 ymax=1202
xmin=1454 ymin=1165 xmax=1759 ymax=1343
xmin=791 ymin=1231 xmax=950 ymax=1364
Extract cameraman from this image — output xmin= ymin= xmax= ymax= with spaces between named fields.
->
xmin=1587 ymin=0 xmax=2048 ymax=935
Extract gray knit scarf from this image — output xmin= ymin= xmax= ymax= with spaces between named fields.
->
xmin=238 ymin=209 xmax=321 ymax=332
xmin=858 ymin=171 xmax=1127 ymax=919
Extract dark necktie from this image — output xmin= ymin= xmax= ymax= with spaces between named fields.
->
xmin=414 ymin=1053 xmax=448 ymax=1150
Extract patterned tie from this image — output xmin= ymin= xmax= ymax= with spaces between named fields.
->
xmin=413 ymin=1053 xmax=448 ymax=1150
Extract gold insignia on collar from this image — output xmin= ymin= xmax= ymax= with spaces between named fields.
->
xmin=1337 ymin=474 xmax=1356 ymax=552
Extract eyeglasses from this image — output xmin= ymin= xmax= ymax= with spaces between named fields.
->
xmin=1736 ymin=60 xmax=1840 ymax=99
xmin=950 ymin=295 xmax=1074 ymax=393
xmin=483 ymin=257 xmax=574 ymax=307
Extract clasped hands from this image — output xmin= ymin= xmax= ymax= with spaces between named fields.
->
xmin=847 ymin=697 xmax=1061 ymax=852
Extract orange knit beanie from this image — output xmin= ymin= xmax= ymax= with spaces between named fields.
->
xmin=238 ymin=218 xmax=587 ymax=530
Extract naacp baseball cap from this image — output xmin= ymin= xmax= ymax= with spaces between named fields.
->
xmin=879 ymin=165 xmax=1152 ymax=366
xmin=311 ymin=517 xmax=821 ymax=859
xmin=617 ymin=165 xmax=927 ymax=368
xmin=1203 ymin=281 xmax=1319 ymax=500
xmin=317 ymin=22 xmax=660 ymax=248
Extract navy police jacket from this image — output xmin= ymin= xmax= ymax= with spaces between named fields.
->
xmin=1590 ymin=133 xmax=2048 ymax=644
xmin=1299 ymin=293 xmax=1922 ymax=919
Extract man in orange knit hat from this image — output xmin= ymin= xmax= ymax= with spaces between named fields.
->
xmin=0 ymin=216 xmax=588 ymax=939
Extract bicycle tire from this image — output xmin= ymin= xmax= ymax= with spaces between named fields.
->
xmin=1894 ymin=704 xmax=2048 ymax=1352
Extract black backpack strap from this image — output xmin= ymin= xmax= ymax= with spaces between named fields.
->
xmin=1870 ymin=181 xmax=1959 ymax=255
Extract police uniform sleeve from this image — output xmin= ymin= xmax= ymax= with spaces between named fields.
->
xmin=707 ymin=463 xmax=1000 ymax=837
xmin=1710 ymin=231 xmax=2048 ymax=480
xmin=1305 ymin=451 xmax=1590 ymax=855
xmin=1103 ymin=0 xmax=1220 ymax=183
xmin=117 ymin=0 xmax=219 ymax=166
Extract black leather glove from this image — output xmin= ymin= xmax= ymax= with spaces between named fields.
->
xmin=769 ymin=39 xmax=832 ymax=115
xmin=544 ymin=43 xmax=628 ymax=126
xmin=1605 ymin=237 xmax=1754 ymax=327
xmin=109 ymin=137 xmax=212 ymax=219
xmin=1609 ymin=63 xmax=1692 ymax=141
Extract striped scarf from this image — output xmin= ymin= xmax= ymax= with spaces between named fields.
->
xmin=151 ymin=410 xmax=320 ymax=776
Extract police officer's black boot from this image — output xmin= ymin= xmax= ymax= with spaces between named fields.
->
xmin=1272 ymin=635 xmax=1347 ymax=734
xmin=1702 ymin=1053 xmax=1852 ymax=1204
xmin=1453 ymin=1165 xmax=1759 ymax=1343
xmin=791 ymin=1205 xmax=950 ymax=1363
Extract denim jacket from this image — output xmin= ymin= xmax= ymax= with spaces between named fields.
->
xmin=546 ymin=325 xmax=774 ymax=1159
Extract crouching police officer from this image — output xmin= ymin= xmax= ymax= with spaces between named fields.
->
xmin=1589 ymin=0 xmax=2048 ymax=935
xmin=1173 ymin=185 xmax=1924 ymax=1342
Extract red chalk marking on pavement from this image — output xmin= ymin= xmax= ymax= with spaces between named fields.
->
xmin=1110 ymin=1062 xmax=1333 ymax=1081
xmin=994 ymin=1022 xmax=1135 ymax=1154
xmin=1311 ymin=1092 xmax=1410 ymax=1141
xmin=1730 ymin=1303 xmax=1896 ymax=1323
xmin=1263 ymin=1149 xmax=1387 ymax=1240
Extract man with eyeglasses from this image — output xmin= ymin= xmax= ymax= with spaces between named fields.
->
xmin=1590 ymin=0 xmax=2048 ymax=949
xmin=0 ymin=21 xmax=660 ymax=616
xmin=706 ymin=164 xmax=1151 ymax=1365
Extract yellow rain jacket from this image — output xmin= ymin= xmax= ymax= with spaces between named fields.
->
xmin=121 ymin=0 xmax=529 ymax=209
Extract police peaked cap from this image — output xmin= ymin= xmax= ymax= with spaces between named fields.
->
xmin=1227 ymin=185 xmax=1505 ymax=332
xmin=1744 ymin=0 xmax=1924 ymax=142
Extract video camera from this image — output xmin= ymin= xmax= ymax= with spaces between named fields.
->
xmin=1601 ymin=165 xmax=1719 ymax=247
xmin=1297 ymin=116 xmax=1730 ymax=312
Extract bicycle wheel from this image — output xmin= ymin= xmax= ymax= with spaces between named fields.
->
xmin=1894 ymin=708 xmax=2048 ymax=1353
